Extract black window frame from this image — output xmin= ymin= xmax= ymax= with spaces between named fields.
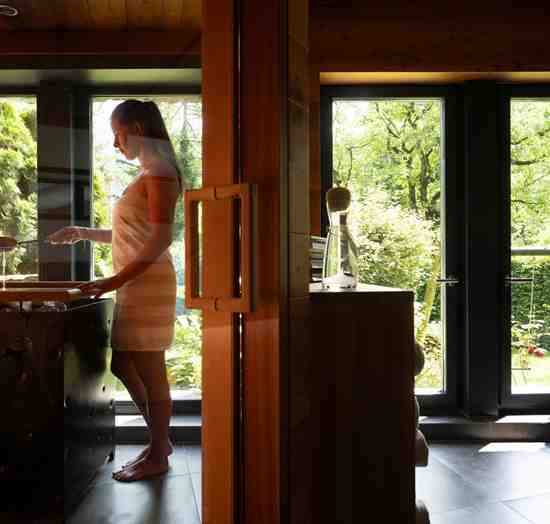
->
xmin=321 ymin=85 xmax=464 ymax=415
xmin=499 ymin=84 xmax=550 ymax=413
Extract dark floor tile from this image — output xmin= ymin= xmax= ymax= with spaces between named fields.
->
xmin=429 ymin=442 xmax=550 ymax=501
xmin=504 ymin=492 xmax=550 ymax=524
xmin=185 ymin=445 xmax=202 ymax=474
xmin=429 ymin=502 xmax=533 ymax=524
xmin=67 ymin=474 xmax=200 ymax=524
xmin=416 ymin=455 xmax=492 ymax=514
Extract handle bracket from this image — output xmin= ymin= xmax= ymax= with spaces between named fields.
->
xmin=185 ymin=183 xmax=255 ymax=313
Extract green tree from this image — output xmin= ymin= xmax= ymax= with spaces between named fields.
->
xmin=333 ymin=100 xmax=442 ymax=342
xmin=0 ymin=100 xmax=37 ymax=274
xmin=510 ymin=101 xmax=550 ymax=247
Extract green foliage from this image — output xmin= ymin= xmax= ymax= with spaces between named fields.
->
xmin=351 ymin=189 xmax=435 ymax=293
xmin=0 ymin=99 xmax=37 ymax=274
xmin=334 ymin=98 xmax=550 ymax=391
xmin=165 ymin=312 xmax=202 ymax=389
xmin=415 ymin=321 xmax=443 ymax=389
xmin=510 ymin=101 xmax=550 ymax=246
xmin=510 ymin=259 xmax=550 ymax=352
xmin=333 ymin=99 xmax=442 ymax=223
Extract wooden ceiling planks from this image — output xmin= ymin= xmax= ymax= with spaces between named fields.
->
xmin=0 ymin=0 xmax=201 ymax=30
xmin=88 ymin=0 xmax=127 ymax=30
xmin=64 ymin=0 xmax=91 ymax=29
xmin=180 ymin=0 xmax=200 ymax=32
xmin=127 ymin=0 xmax=163 ymax=29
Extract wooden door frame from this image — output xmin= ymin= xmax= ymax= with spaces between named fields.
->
xmin=201 ymin=1 xmax=241 ymax=523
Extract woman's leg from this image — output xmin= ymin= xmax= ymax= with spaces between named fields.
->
xmin=110 ymin=350 xmax=152 ymax=467
xmin=112 ymin=350 xmax=172 ymax=481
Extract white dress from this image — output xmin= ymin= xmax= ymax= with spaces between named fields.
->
xmin=110 ymin=173 xmax=178 ymax=352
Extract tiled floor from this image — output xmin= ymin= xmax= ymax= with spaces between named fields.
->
xmin=417 ymin=441 xmax=550 ymax=523
xmin=61 ymin=441 xmax=550 ymax=523
xmin=67 ymin=444 xmax=202 ymax=524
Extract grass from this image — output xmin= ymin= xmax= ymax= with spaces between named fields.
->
xmin=512 ymin=353 xmax=550 ymax=392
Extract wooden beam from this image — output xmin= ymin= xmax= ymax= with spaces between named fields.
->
xmin=311 ymin=14 xmax=550 ymax=72
xmin=0 ymin=30 xmax=200 ymax=56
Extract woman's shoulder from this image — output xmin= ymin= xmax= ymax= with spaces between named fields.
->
xmin=142 ymin=159 xmax=177 ymax=179
xmin=142 ymin=159 xmax=183 ymax=192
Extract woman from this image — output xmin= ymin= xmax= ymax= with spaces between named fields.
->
xmin=48 ymin=100 xmax=183 ymax=482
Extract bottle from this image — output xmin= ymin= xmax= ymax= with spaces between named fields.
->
xmin=322 ymin=187 xmax=358 ymax=289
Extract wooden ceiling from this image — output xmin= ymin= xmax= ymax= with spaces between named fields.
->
xmin=0 ymin=0 xmax=201 ymax=31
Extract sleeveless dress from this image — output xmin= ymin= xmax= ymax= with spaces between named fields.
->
xmin=110 ymin=173 xmax=178 ymax=352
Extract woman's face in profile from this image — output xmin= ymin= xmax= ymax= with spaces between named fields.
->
xmin=111 ymin=117 xmax=140 ymax=160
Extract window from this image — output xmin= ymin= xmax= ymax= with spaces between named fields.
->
xmin=322 ymin=86 xmax=461 ymax=413
xmin=322 ymin=83 xmax=550 ymax=416
xmin=90 ymin=93 xmax=203 ymax=398
xmin=0 ymin=95 xmax=38 ymax=281
xmin=502 ymin=88 xmax=550 ymax=410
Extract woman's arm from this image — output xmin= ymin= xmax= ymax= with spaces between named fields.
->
xmin=47 ymin=226 xmax=112 ymax=244
xmin=81 ymin=227 xmax=112 ymax=244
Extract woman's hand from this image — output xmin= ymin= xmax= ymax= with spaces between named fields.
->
xmin=78 ymin=276 xmax=124 ymax=298
xmin=47 ymin=226 xmax=86 ymax=244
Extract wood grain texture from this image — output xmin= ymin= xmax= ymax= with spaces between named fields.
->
xmin=64 ymin=0 xmax=91 ymax=29
xmin=309 ymin=66 xmax=321 ymax=236
xmin=240 ymin=0 xmax=285 ymax=522
xmin=180 ymin=0 xmax=202 ymax=31
xmin=89 ymin=0 xmax=126 ymax=30
xmin=201 ymin=1 xmax=237 ymax=523
xmin=127 ymin=0 xmax=162 ymax=29
xmin=311 ymin=9 xmax=550 ymax=72
xmin=0 ymin=0 xmax=201 ymax=30
xmin=163 ymin=0 xmax=184 ymax=29
xmin=0 ymin=30 xmax=200 ymax=55
xmin=288 ymin=99 xmax=309 ymax=236
xmin=310 ymin=287 xmax=416 ymax=523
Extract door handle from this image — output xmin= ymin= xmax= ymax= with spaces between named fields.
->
xmin=185 ymin=183 xmax=255 ymax=312
xmin=505 ymin=276 xmax=534 ymax=286
xmin=436 ymin=275 xmax=460 ymax=287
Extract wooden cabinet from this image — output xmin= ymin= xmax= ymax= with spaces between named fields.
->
xmin=309 ymin=283 xmax=415 ymax=523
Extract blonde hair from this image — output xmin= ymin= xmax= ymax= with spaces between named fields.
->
xmin=111 ymin=99 xmax=182 ymax=181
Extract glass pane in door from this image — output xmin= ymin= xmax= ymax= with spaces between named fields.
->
xmin=332 ymin=98 xmax=446 ymax=393
xmin=0 ymin=97 xmax=38 ymax=281
xmin=92 ymin=95 xmax=203 ymax=396
xmin=510 ymin=99 xmax=550 ymax=394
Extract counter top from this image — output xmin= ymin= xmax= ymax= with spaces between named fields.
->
xmin=0 ymin=287 xmax=84 ymax=303
xmin=309 ymin=282 xmax=414 ymax=304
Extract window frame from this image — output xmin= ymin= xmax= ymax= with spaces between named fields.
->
xmin=499 ymin=84 xmax=550 ymax=412
xmin=320 ymin=85 xmax=464 ymax=415
xmin=1 ymin=75 xmax=203 ymax=412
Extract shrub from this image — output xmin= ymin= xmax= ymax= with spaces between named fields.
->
xmin=165 ymin=311 xmax=202 ymax=390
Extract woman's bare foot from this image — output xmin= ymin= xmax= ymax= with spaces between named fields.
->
xmin=121 ymin=440 xmax=174 ymax=469
xmin=113 ymin=456 xmax=169 ymax=482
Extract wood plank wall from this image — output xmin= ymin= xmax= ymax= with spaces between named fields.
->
xmin=240 ymin=0 xmax=284 ymax=521
xmin=287 ymin=1 xmax=313 ymax=524
xmin=239 ymin=0 xmax=310 ymax=522
xmin=201 ymin=2 xmax=237 ymax=523
xmin=308 ymin=4 xmax=550 ymax=234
